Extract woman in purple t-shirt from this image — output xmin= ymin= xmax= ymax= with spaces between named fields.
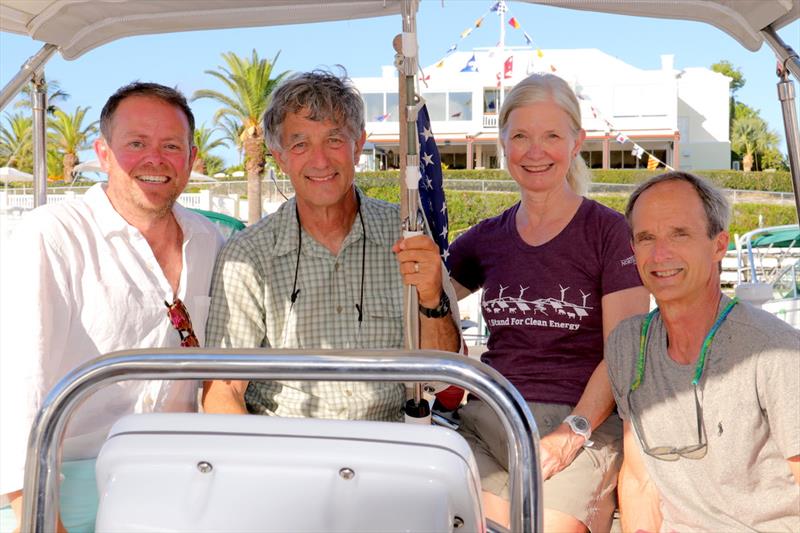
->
xmin=449 ymin=73 xmax=649 ymax=532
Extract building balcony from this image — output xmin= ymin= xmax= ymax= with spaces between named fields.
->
xmin=483 ymin=114 xmax=498 ymax=129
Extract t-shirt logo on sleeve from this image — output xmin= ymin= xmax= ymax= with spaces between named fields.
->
xmin=620 ymin=255 xmax=636 ymax=267
xmin=482 ymin=284 xmax=593 ymax=331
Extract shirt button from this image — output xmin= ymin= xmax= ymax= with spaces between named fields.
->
xmin=345 ymin=389 xmax=353 ymax=397
xmin=334 ymin=263 xmax=340 ymax=271
xmin=336 ymin=305 xmax=343 ymax=313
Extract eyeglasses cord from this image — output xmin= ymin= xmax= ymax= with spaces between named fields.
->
xmin=290 ymin=190 xmax=366 ymax=327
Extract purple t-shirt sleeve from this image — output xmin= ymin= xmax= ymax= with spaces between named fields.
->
xmin=600 ymin=214 xmax=641 ymax=296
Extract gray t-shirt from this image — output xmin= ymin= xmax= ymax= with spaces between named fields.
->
xmin=606 ymin=295 xmax=800 ymax=532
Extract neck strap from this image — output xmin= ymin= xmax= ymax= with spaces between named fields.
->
xmin=631 ymin=296 xmax=738 ymax=391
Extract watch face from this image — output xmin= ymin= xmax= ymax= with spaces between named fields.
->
xmin=573 ymin=417 xmax=589 ymax=432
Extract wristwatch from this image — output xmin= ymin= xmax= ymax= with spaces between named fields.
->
xmin=419 ymin=291 xmax=451 ymax=318
xmin=564 ymin=415 xmax=594 ymax=447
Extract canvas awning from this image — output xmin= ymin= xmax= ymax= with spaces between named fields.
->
xmin=0 ymin=0 xmax=403 ymax=60
xmin=521 ymin=0 xmax=798 ymax=52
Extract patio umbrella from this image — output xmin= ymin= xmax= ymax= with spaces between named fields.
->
xmin=0 ymin=166 xmax=34 ymax=183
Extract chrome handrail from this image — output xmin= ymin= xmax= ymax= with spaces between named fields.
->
xmin=22 ymin=348 xmax=542 ymax=533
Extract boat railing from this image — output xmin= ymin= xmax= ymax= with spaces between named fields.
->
xmin=22 ymin=348 xmax=543 ymax=533
xmin=735 ymin=224 xmax=800 ymax=285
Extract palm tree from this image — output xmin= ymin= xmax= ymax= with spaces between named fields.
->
xmin=0 ymin=112 xmax=33 ymax=171
xmin=192 ymin=50 xmax=288 ymax=224
xmin=15 ymin=79 xmax=70 ymax=116
xmin=47 ymin=106 xmax=98 ymax=180
xmin=731 ymin=116 xmax=778 ymax=172
xmin=217 ymin=115 xmax=245 ymax=165
xmin=192 ymin=124 xmax=229 ymax=175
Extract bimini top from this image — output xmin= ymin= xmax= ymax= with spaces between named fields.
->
xmin=522 ymin=0 xmax=799 ymax=52
xmin=0 ymin=0 xmax=404 ymax=60
xmin=0 ymin=0 xmax=797 ymax=60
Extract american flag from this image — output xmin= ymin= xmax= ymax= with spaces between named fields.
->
xmin=416 ymin=105 xmax=450 ymax=269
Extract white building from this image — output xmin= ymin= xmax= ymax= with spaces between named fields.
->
xmin=353 ymin=48 xmax=731 ymax=171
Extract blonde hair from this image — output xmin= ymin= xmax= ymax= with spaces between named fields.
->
xmin=499 ymin=73 xmax=590 ymax=196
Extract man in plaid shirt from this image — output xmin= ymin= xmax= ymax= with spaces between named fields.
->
xmin=203 ymin=70 xmax=460 ymax=419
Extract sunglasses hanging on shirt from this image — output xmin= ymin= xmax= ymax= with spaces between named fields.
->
xmin=165 ymin=298 xmax=200 ymax=347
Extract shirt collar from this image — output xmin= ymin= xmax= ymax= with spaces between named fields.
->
xmin=87 ymin=182 xmax=211 ymax=243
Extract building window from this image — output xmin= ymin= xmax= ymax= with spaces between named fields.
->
xmin=483 ymin=88 xmax=510 ymax=114
xmin=386 ymin=93 xmax=399 ymax=123
xmin=448 ymin=92 xmax=472 ymax=121
xmin=484 ymin=89 xmax=498 ymax=114
xmin=363 ymin=93 xmax=385 ymax=122
xmin=423 ymin=92 xmax=446 ymax=121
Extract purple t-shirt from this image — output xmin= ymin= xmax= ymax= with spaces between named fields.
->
xmin=449 ymin=198 xmax=642 ymax=405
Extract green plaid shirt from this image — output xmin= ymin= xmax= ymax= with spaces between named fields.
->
xmin=206 ymin=191 xmax=405 ymax=421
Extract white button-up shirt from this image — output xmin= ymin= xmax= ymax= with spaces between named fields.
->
xmin=0 ymin=183 xmax=223 ymax=495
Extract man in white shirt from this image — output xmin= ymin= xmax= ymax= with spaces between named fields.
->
xmin=0 ymin=82 xmax=223 ymax=533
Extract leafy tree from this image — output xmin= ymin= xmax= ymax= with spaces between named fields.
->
xmin=14 ymin=79 xmax=70 ymax=116
xmin=714 ymin=63 xmax=786 ymax=170
xmin=203 ymin=154 xmax=226 ymax=178
xmin=760 ymin=147 xmax=788 ymax=170
xmin=47 ymin=106 xmax=99 ymax=180
xmin=192 ymin=124 xmax=229 ymax=175
xmin=0 ymin=112 xmax=33 ymax=171
xmin=192 ymin=50 xmax=289 ymax=224
xmin=733 ymin=101 xmax=758 ymax=120
xmin=711 ymin=60 xmax=745 ymax=95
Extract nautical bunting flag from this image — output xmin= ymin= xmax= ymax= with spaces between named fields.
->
xmin=523 ymin=31 xmax=533 ymax=45
xmin=504 ymin=56 xmax=514 ymax=78
xmin=490 ymin=1 xmax=507 ymax=14
xmin=615 ymin=133 xmax=629 ymax=144
xmin=461 ymin=54 xmax=478 ymax=72
xmin=416 ymin=105 xmax=450 ymax=268
xmin=537 ymin=48 xmax=544 ymax=58
xmin=460 ymin=27 xmax=473 ymax=39
xmin=446 ymin=43 xmax=457 ymax=55
xmin=647 ymin=154 xmax=660 ymax=170
xmin=376 ymin=113 xmax=391 ymax=122
xmin=508 ymin=17 xmax=520 ymax=29
xmin=632 ymin=145 xmax=645 ymax=159
xmin=475 ymin=16 xmax=484 ymax=28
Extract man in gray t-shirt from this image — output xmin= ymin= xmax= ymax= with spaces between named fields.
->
xmin=606 ymin=171 xmax=800 ymax=531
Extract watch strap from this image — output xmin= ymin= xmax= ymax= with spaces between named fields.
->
xmin=564 ymin=415 xmax=594 ymax=447
xmin=419 ymin=292 xmax=451 ymax=318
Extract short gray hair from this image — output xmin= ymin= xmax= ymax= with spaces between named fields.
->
xmin=498 ymin=73 xmax=590 ymax=196
xmin=263 ymin=68 xmax=364 ymax=150
xmin=625 ymin=171 xmax=731 ymax=237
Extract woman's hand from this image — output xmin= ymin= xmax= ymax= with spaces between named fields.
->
xmin=538 ymin=423 xmax=586 ymax=480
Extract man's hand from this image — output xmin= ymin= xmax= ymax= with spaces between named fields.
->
xmin=538 ymin=423 xmax=585 ymax=480
xmin=392 ymin=235 xmax=443 ymax=308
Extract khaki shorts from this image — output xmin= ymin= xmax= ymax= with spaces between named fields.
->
xmin=458 ymin=400 xmax=622 ymax=533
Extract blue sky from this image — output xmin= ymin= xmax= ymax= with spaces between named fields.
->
xmin=1 ymin=0 xmax=798 ymax=167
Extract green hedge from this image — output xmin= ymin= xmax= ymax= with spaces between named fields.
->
xmin=359 ymin=185 xmax=798 ymax=241
xmin=356 ymin=168 xmax=793 ymax=192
